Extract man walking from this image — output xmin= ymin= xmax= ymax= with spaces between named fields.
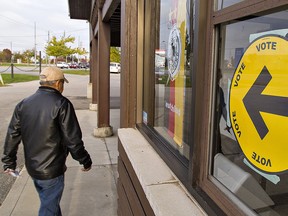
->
xmin=2 ymin=66 xmax=92 ymax=216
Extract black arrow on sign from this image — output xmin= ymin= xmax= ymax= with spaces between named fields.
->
xmin=243 ymin=66 xmax=288 ymax=140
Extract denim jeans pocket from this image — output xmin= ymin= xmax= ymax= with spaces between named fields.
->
xmin=34 ymin=175 xmax=64 ymax=190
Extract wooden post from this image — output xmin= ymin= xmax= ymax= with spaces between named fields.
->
xmin=90 ymin=37 xmax=99 ymax=104
xmin=120 ymin=0 xmax=138 ymax=128
xmin=94 ymin=9 xmax=113 ymax=137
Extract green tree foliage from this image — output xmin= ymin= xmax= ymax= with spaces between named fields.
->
xmin=76 ymin=47 xmax=88 ymax=56
xmin=22 ymin=49 xmax=35 ymax=63
xmin=45 ymin=35 xmax=78 ymax=63
xmin=110 ymin=47 xmax=120 ymax=63
xmin=13 ymin=52 xmax=24 ymax=63
xmin=0 ymin=35 xmax=87 ymax=64
xmin=0 ymin=49 xmax=36 ymax=63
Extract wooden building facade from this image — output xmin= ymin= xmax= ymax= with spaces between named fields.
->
xmin=69 ymin=0 xmax=288 ymax=215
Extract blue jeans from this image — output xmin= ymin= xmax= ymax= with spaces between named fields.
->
xmin=33 ymin=175 xmax=64 ymax=216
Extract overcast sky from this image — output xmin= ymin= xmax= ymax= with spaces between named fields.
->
xmin=0 ymin=0 xmax=89 ymax=55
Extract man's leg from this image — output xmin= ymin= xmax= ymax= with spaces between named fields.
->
xmin=33 ymin=175 xmax=64 ymax=216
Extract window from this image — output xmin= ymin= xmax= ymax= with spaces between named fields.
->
xmin=212 ymin=8 xmax=288 ymax=215
xmin=140 ymin=0 xmax=194 ymax=185
xmin=145 ymin=0 xmax=193 ymax=160
xmin=140 ymin=0 xmax=288 ymax=214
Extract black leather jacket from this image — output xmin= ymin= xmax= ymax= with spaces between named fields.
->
xmin=2 ymin=86 xmax=92 ymax=180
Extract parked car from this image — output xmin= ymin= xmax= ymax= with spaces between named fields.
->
xmin=110 ymin=62 xmax=121 ymax=73
xmin=78 ymin=62 xmax=89 ymax=69
xmin=56 ymin=62 xmax=69 ymax=69
xmin=69 ymin=63 xmax=79 ymax=69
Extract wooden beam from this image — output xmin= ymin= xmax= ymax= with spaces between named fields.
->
xmin=212 ymin=0 xmax=288 ymax=25
xmin=90 ymin=1 xmax=98 ymax=27
xmin=120 ymin=0 xmax=138 ymax=128
xmin=94 ymin=22 xmax=99 ymax=38
xmin=102 ymin=0 xmax=121 ymax=22
xmin=98 ymin=0 xmax=106 ymax=9
xmin=91 ymin=36 xmax=98 ymax=104
xmin=97 ymin=8 xmax=111 ymax=128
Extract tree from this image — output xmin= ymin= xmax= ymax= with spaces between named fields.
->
xmin=22 ymin=49 xmax=35 ymax=64
xmin=0 ymin=51 xmax=5 ymax=62
xmin=13 ymin=52 xmax=24 ymax=63
xmin=45 ymin=35 xmax=78 ymax=63
xmin=110 ymin=47 xmax=120 ymax=63
xmin=2 ymin=49 xmax=12 ymax=62
xmin=76 ymin=47 xmax=88 ymax=56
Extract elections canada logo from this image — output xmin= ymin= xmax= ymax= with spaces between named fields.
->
xmin=167 ymin=25 xmax=181 ymax=81
xmin=229 ymin=35 xmax=288 ymax=174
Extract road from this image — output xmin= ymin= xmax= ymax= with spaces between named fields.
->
xmin=0 ymin=69 xmax=120 ymax=205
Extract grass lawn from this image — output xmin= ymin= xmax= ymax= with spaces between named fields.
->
xmin=0 ymin=74 xmax=39 ymax=86
xmin=0 ymin=69 xmax=89 ymax=86
xmin=1 ymin=63 xmax=40 ymax=67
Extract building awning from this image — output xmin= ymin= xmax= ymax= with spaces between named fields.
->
xmin=68 ymin=0 xmax=121 ymax=47
xmin=68 ymin=0 xmax=92 ymax=20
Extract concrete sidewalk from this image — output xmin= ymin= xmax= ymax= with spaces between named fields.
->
xmin=0 ymin=74 xmax=120 ymax=216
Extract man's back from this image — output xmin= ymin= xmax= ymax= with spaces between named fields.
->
xmin=19 ymin=86 xmax=69 ymax=180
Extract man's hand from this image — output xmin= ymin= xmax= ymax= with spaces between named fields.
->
xmin=4 ymin=168 xmax=20 ymax=177
xmin=81 ymin=166 xmax=91 ymax=172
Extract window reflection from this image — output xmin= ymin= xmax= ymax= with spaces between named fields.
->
xmin=213 ymin=10 xmax=288 ymax=215
xmin=154 ymin=0 xmax=192 ymax=159
xmin=216 ymin=0 xmax=245 ymax=10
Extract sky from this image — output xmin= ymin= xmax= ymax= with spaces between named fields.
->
xmin=0 ymin=0 xmax=90 ymax=56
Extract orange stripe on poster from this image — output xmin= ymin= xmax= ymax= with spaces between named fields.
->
xmin=173 ymin=1 xmax=186 ymax=146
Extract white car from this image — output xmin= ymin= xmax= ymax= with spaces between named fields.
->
xmin=56 ymin=62 xmax=69 ymax=69
xmin=110 ymin=62 xmax=121 ymax=73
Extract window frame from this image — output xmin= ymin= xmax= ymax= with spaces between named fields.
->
xmin=139 ymin=0 xmax=191 ymax=185
xmin=136 ymin=0 xmax=288 ymax=215
xmin=138 ymin=0 xmax=225 ymax=214
xmin=200 ymin=0 xmax=288 ymax=215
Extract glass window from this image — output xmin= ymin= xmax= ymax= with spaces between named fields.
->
xmin=212 ymin=9 xmax=288 ymax=215
xmin=216 ymin=0 xmax=245 ymax=10
xmin=151 ymin=0 xmax=192 ymax=159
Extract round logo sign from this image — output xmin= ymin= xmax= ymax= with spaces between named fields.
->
xmin=229 ymin=35 xmax=288 ymax=174
xmin=167 ymin=25 xmax=181 ymax=81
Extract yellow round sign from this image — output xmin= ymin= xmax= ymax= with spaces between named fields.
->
xmin=229 ymin=35 xmax=288 ymax=174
